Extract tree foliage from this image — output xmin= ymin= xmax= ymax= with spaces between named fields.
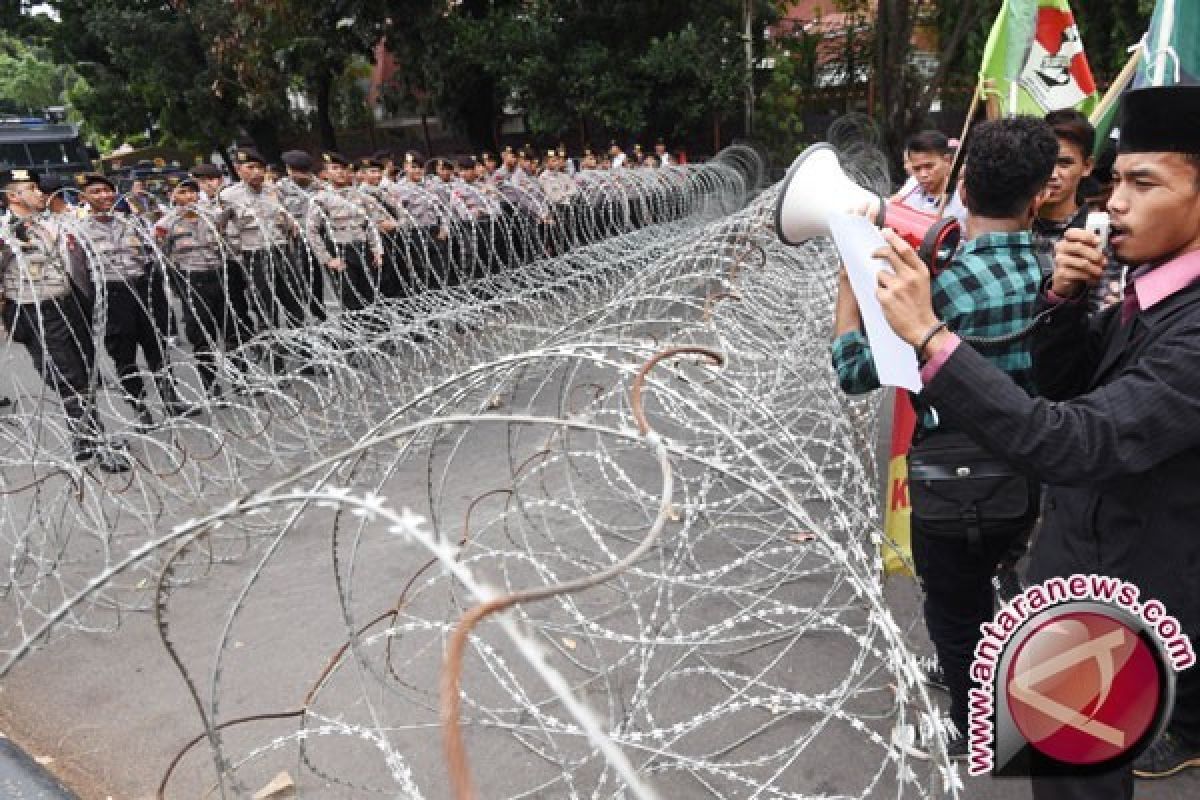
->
xmin=387 ymin=0 xmax=776 ymax=153
xmin=46 ymin=0 xmax=388 ymax=160
xmin=10 ymin=0 xmax=1164 ymax=166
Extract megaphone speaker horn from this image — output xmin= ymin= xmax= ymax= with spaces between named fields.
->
xmin=774 ymin=143 xmax=884 ymax=246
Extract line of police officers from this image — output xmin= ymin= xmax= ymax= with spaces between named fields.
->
xmin=0 ymin=140 xmax=683 ymax=471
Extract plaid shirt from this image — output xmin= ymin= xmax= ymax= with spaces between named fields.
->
xmin=832 ymin=231 xmax=1042 ymax=428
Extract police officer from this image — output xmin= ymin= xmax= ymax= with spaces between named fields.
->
xmin=392 ymin=153 xmax=446 ymax=293
xmin=304 ymin=152 xmax=387 ymax=313
xmin=0 ymin=169 xmax=129 ymax=471
xmin=275 ymin=149 xmax=328 ymax=322
xmin=190 ymin=163 xmax=225 ymax=210
xmin=156 ymin=176 xmax=253 ymax=400
xmin=354 ymin=156 xmax=405 ymax=300
xmin=72 ymin=173 xmax=198 ymax=428
xmin=219 ymin=148 xmax=307 ymax=372
xmin=654 ymin=138 xmax=671 ymax=166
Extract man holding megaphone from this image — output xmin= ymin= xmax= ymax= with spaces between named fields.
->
xmin=823 ymin=116 xmax=1061 ymax=759
xmin=873 ymin=84 xmax=1200 ymax=800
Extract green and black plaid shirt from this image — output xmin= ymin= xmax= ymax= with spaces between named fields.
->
xmin=831 ymin=231 xmax=1042 ymax=427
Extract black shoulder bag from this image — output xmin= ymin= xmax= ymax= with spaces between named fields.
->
xmin=907 ymin=430 xmax=1035 ymax=552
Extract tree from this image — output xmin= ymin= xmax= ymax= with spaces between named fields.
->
xmin=871 ymin=0 xmax=1000 ymax=177
xmin=0 ymin=33 xmax=70 ymax=115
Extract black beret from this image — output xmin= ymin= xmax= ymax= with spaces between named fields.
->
xmin=75 ymin=172 xmax=117 ymax=190
xmin=166 ymin=174 xmax=199 ymax=190
xmin=356 ymin=157 xmax=384 ymax=170
xmin=234 ymin=148 xmax=266 ymax=165
xmin=322 ymin=151 xmax=351 ymax=167
xmin=39 ymin=173 xmax=73 ymax=192
xmin=456 ymin=156 xmax=477 ymax=171
xmin=190 ymin=163 xmax=223 ymax=179
xmin=404 ymin=151 xmax=424 ymax=165
xmin=0 ymin=168 xmax=39 ymax=186
xmin=280 ymin=150 xmax=314 ymax=171
xmin=1117 ymin=85 xmax=1200 ymax=155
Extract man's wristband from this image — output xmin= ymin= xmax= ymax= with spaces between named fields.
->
xmin=915 ymin=321 xmax=947 ymax=360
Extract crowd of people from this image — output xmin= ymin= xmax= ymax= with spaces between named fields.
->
xmin=0 ymin=138 xmax=690 ymax=473
xmin=834 ymin=83 xmax=1200 ymax=799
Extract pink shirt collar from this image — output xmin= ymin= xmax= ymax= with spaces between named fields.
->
xmin=1133 ymin=247 xmax=1200 ymax=312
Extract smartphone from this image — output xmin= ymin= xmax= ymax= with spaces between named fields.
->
xmin=1085 ymin=211 xmax=1110 ymax=253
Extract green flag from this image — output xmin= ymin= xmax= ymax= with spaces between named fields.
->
xmin=1091 ymin=0 xmax=1200 ymax=153
xmin=979 ymin=0 xmax=1098 ymax=117
xmin=1138 ymin=0 xmax=1200 ymax=86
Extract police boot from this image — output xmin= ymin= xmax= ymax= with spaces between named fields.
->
xmin=129 ymin=396 xmax=157 ymax=433
xmin=67 ymin=414 xmax=99 ymax=464
xmin=158 ymin=376 xmax=202 ymax=418
xmin=92 ymin=443 xmax=132 ymax=474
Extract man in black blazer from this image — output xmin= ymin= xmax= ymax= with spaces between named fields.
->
xmin=873 ymin=84 xmax=1200 ymax=799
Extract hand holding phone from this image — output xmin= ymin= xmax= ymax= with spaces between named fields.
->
xmin=1085 ymin=211 xmax=1110 ymax=253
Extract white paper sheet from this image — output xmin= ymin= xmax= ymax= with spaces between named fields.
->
xmin=827 ymin=212 xmax=923 ymax=392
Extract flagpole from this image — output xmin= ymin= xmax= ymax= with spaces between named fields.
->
xmin=1089 ymin=44 xmax=1144 ymax=127
xmin=937 ymin=82 xmax=984 ymax=216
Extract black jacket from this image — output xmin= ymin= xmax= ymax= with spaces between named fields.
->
xmin=920 ymin=280 xmax=1200 ymax=638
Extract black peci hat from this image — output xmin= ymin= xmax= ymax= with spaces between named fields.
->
xmin=1117 ymin=85 xmax=1200 ymax=155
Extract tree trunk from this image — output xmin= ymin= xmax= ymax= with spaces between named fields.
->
xmin=420 ymin=113 xmax=433 ymax=156
xmin=314 ymin=68 xmax=338 ymax=150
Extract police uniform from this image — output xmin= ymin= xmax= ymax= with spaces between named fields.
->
xmin=219 ymin=148 xmax=308 ymax=362
xmin=72 ymin=173 xmax=197 ymax=425
xmin=304 ymin=153 xmax=386 ymax=312
xmin=156 ymin=178 xmax=250 ymax=397
xmin=0 ymin=170 xmax=128 ymax=470
xmin=276 ymin=150 xmax=328 ymax=322
xmin=392 ymin=160 xmax=446 ymax=294
xmin=354 ymin=157 xmax=407 ymax=300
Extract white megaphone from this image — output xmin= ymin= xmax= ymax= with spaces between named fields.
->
xmin=775 ymin=143 xmax=884 ymax=245
xmin=775 ymin=142 xmax=961 ymax=274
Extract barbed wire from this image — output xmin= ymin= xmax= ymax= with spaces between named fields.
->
xmin=0 ymin=147 xmax=959 ymax=799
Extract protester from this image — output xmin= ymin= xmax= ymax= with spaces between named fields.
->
xmin=873 ymin=85 xmax=1200 ymax=799
xmin=832 ymin=116 xmax=1059 ymax=759
xmin=1033 ymin=109 xmax=1095 ymax=268
xmin=891 ymin=131 xmax=953 ymax=213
